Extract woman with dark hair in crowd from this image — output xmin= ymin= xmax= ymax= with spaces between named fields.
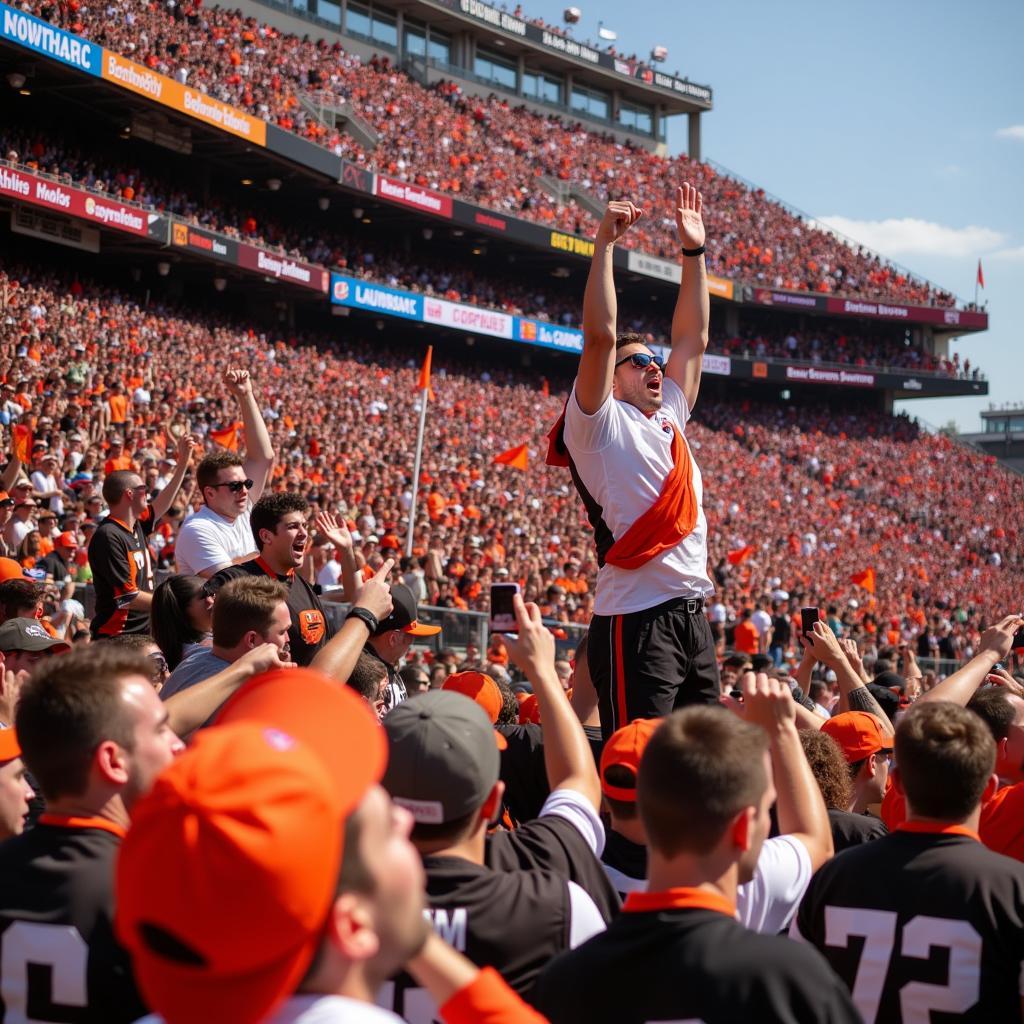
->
xmin=150 ymin=574 xmax=213 ymax=670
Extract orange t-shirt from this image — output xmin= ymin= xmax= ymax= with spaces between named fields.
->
xmin=104 ymin=455 xmax=135 ymax=475
xmin=733 ymin=620 xmax=760 ymax=655
xmin=108 ymin=394 xmax=129 ymax=424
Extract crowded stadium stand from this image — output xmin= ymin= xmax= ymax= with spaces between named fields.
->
xmin=0 ymin=0 xmax=1008 ymax=656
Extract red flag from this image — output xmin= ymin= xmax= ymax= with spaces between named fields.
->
xmin=493 ymin=444 xmax=529 ymax=471
xmin=11 ymin=424 xmax=31 ymax=464
xmin=209 ymin=422 xmax=241 ymax=452
xmin=541 ymin=377 xmax=550 ymax=398
xmin=850 ymin=567 xmax=876 ymax=594
xmin=418 ymin=346 xmax=434 ymax=401
xmin=727 ymin=544 xmax=755 ymax=565
xmin=977 ymin=259 xmax=985 ymax=289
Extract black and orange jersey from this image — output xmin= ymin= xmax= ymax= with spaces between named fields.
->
xmin=0 ymin=815 xmax=148 ymax=1022
xmin=88 ymin=516 xmax=152 ymax=638
xmin=792 ymin=822 xmax=1024 ymax=1023
xmin=210 ymin=557 xmax=334 ymax=666
xmin=531 ymin=887 xmax=860 ymax=1023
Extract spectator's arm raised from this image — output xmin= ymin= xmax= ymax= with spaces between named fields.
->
xmin=150 ymin=433 xmax=196 ymax=523
xmin=666 ymin=184 xmax=709 ymax=412
xmin=503 ymin=594 xmax=601 ymax=812
xmin=917 ymin=614 xmax=1024 ymax=707
xmin=576 ymin=201 xmax=642 ymax=415
xmin=224 ymin=368 xmax=274 ymax=501
xmin=801 ymin=621 xmax=894 ymax=737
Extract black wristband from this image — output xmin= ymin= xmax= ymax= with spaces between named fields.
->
xmin=346 ymin=606 xmax=379 ymax=634
xmin=681 ymin=244 xmax=706 ymax=258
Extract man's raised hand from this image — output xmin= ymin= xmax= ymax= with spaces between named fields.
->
xmin=674 ymin=183 xmax=705 ymax=251
xmin=314 ymin=510 xmax=353 ymax=553
xmin=223 ymin=368 xmax=252 ymax=394
xmin=741 ymin=671 xmax=796 ymax=734
xmin=353 ymin=558 xmax=395 ymax=622
xmin=503 ymin=594 xmax=556 ymax=678
xmin=596 ymin=200 xmax=643 ymax=247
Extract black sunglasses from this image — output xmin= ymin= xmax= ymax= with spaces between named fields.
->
xmin=210 ymin=479 xmax=254 ymax=494
xmin=614 ymin=352 xmax=665 ymax=372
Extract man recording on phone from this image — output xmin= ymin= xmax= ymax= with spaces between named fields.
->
xmin=546 ymin=185 xmax=717 ymax=739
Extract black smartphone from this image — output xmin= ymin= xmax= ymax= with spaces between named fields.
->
xmin=1013 ymin=628 xmax=1024 ymax=652
xmin=489 ymin=583 xmax=520 ymax=634
xmin=801 ymin=607 xmax=820 ymax=640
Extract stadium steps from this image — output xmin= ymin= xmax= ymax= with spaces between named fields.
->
xmin=567 ymin=185 xmax=606 ymax=220
xmin=538 ymin=175 xmax=603 ymax=219
xmin=297 ymin=92 xmax=380 ymax=151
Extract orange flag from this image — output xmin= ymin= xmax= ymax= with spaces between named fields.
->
xmin=493 ymin=444 xmax=529 ymax=471
xmin=541 ymin=377 xmax=550 ymax=397
xmin=11 ymin=425 xmax=32 ymax=464
xmin=209 ymin=422 xmax=241 ymax=452
xmin=850 ymin=567 xmax=876 ymax=593
xmin=418 ymin=346 xmax=435 ymax=401
xmin=727 ymin=544 xmax=755 ymax=565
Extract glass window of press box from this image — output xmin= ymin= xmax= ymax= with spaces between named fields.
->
xmin=474 ymin=48 xmax=518 ymax=90
xmin=618 ymin=99 xmax=654 ymax=135
xmin=522 ymin=70 xmax=563 ymax=105
xmin=405 ymin=20 xmax=452 ymax=63
xmin=986 ymin=416 xmax=1024 ymax=433
xmin=571 ymin=82 xmax=610 ymax=121
xmin=345 ymin=3 xmax=397 ymax=47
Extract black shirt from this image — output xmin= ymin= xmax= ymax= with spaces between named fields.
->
xmin=828 ymin=808 xmax=888 ymax=853
xmin=211 ymin=557 xmax=333 ymax=667
xmin=381 ymin=855 xmax=573 ymax=1014
xmin=0 ymin=816 xmax=147 ymax=1022
xmin=532 ymin=888 xmax=860 ymax=1023
xmin=34 ymin=551 xmax=70 ymax=583
xmin=772 ymin=613 xmax=792 ymax=646
xmin=793 ymin=824 xmax=1024 ymax=1023
xmin=88 ymin=516 xmax=152 ymax=638
xmin=601 ymin=827 xmax=648 ymax=899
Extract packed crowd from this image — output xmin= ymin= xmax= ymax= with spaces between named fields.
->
xmin=0 ymin=261 xmax=1017 ymax=665
xmin=1 ymin=127 xmax=973 ymax=377
xmin=28 ymin=0 xmax=961 ymax=308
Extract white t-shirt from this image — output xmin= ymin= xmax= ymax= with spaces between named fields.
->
xmin=562 ymin=377 xmax=713 ymax=615
xmin=317 ymin=560 xmax=342 ymax=589
xmin=175 ymin=503 xmax=254 ymax=576
xmin=751 ymin=609 xmax=773 ymax=637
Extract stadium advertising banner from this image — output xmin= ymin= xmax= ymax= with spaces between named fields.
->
xmin=0 ymin=166 xmax=155 ymax=237
xmin=237 ymin=245 xmax=329 ymax=293
xmin=170 ymin=222 xmax=238 ymax=263
xmin=100 ymin=52 xmax=267 ymax=147
xmin=0 ymin=2 xmax=101 ymax=76
xmin=331 ymin=274 xmax=424 ymax=322
xmin=823 ymin=297 xmax=988 ymax=330
xmin=438 ymin=0 xmax=712 ymax=104
xmin=331 ymin=273 xmax=587 ymax=354
xmin=625 ymin=251 xmax=734 ymax=299
xmin=784 ymin=365 xmax=875 ymax=388
xmin=373 ymin=175 xmax=453 ymax=219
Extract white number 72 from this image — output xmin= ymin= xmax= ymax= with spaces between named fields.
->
xmin=824 ymin=907 xmax=981 ymax=1024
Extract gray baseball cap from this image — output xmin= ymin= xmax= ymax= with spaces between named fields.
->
xmin=382 ymin=690 xmax=500 ymax=825
xmin=0 ymin=618 xmax=70 ymax=654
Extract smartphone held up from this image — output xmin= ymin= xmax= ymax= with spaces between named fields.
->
xmin=489 ymin=582 xmax=520 ymax=634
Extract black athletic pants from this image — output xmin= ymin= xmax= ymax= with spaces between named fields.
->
xmin=589 ymin=595 xmax=720 ymax=741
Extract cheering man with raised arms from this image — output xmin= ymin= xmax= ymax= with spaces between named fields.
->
xmin=547 ymin=185 xmax=716 ymax=738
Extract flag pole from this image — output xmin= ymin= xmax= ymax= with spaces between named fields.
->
xmin=405 ymin=348 xmax=432 ymax=559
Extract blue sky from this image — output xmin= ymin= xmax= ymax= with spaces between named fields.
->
xmin=529 ymin=0 xmax=1022 ymax=430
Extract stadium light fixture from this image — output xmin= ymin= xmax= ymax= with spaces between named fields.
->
xmin=362 ymin=217 xmax=372 ymax=224
xmin=240 ymin=178 xmax=254 ymax=186
xmin=422 ymin=228 xmax=433 ymax=240
xmin=318 ymin=197 xmax=330 ymax=211
xmin=266 ymin=178 xmax=282 ymax=191
xmin=213 ymin=277 xmax=227 ymax=292
xmin=353 ymin=207 xmax=364 ymax=219
xmin=6 ymin=73 xmax=25 ymax=90
xmin=157 ymin=262 xmax=170 ymax=277
xmin=452 ymin=229 xmax=464 ymax=237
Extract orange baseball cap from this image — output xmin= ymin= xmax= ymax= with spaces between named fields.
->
xmin=518 ymin=693 xmax=541 ymax=725
xmin=116 ymin=670 xmax=386 ymax=1024
xmin=56 ymin=532 xmax=78 ymax=549
xmin=600 ymin=718 xmax=661 ymax=802
xmin=0 ymin=558 xmax=26 ymax=582
xmin=443 ymin=671 xmax=501 ymax=724
xmin=0 ymin=728 xmax=20 ymax=762
xmin=822 ymin=711 xmax=890 ymax=763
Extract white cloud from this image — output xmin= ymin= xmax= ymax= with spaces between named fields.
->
xmin=995 ymin=125 xmax=1024 ymax=140
xmin=990 ymin=246 xmax=1024 ymax=262
xmin=813 ymin=216 xmax=1005 ymax=258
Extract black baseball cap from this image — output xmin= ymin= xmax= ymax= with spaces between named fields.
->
xmin=372 ymin=584 xmax=441 ymax=637
xmin=0 ymin=618 xmax=70 ymax=654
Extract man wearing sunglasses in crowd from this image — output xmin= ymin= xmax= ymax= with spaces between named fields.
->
xmin=547 ymin=185 xmax=717 ymax=740
xmin=175 ymin=368 xmax=276 ymax=579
